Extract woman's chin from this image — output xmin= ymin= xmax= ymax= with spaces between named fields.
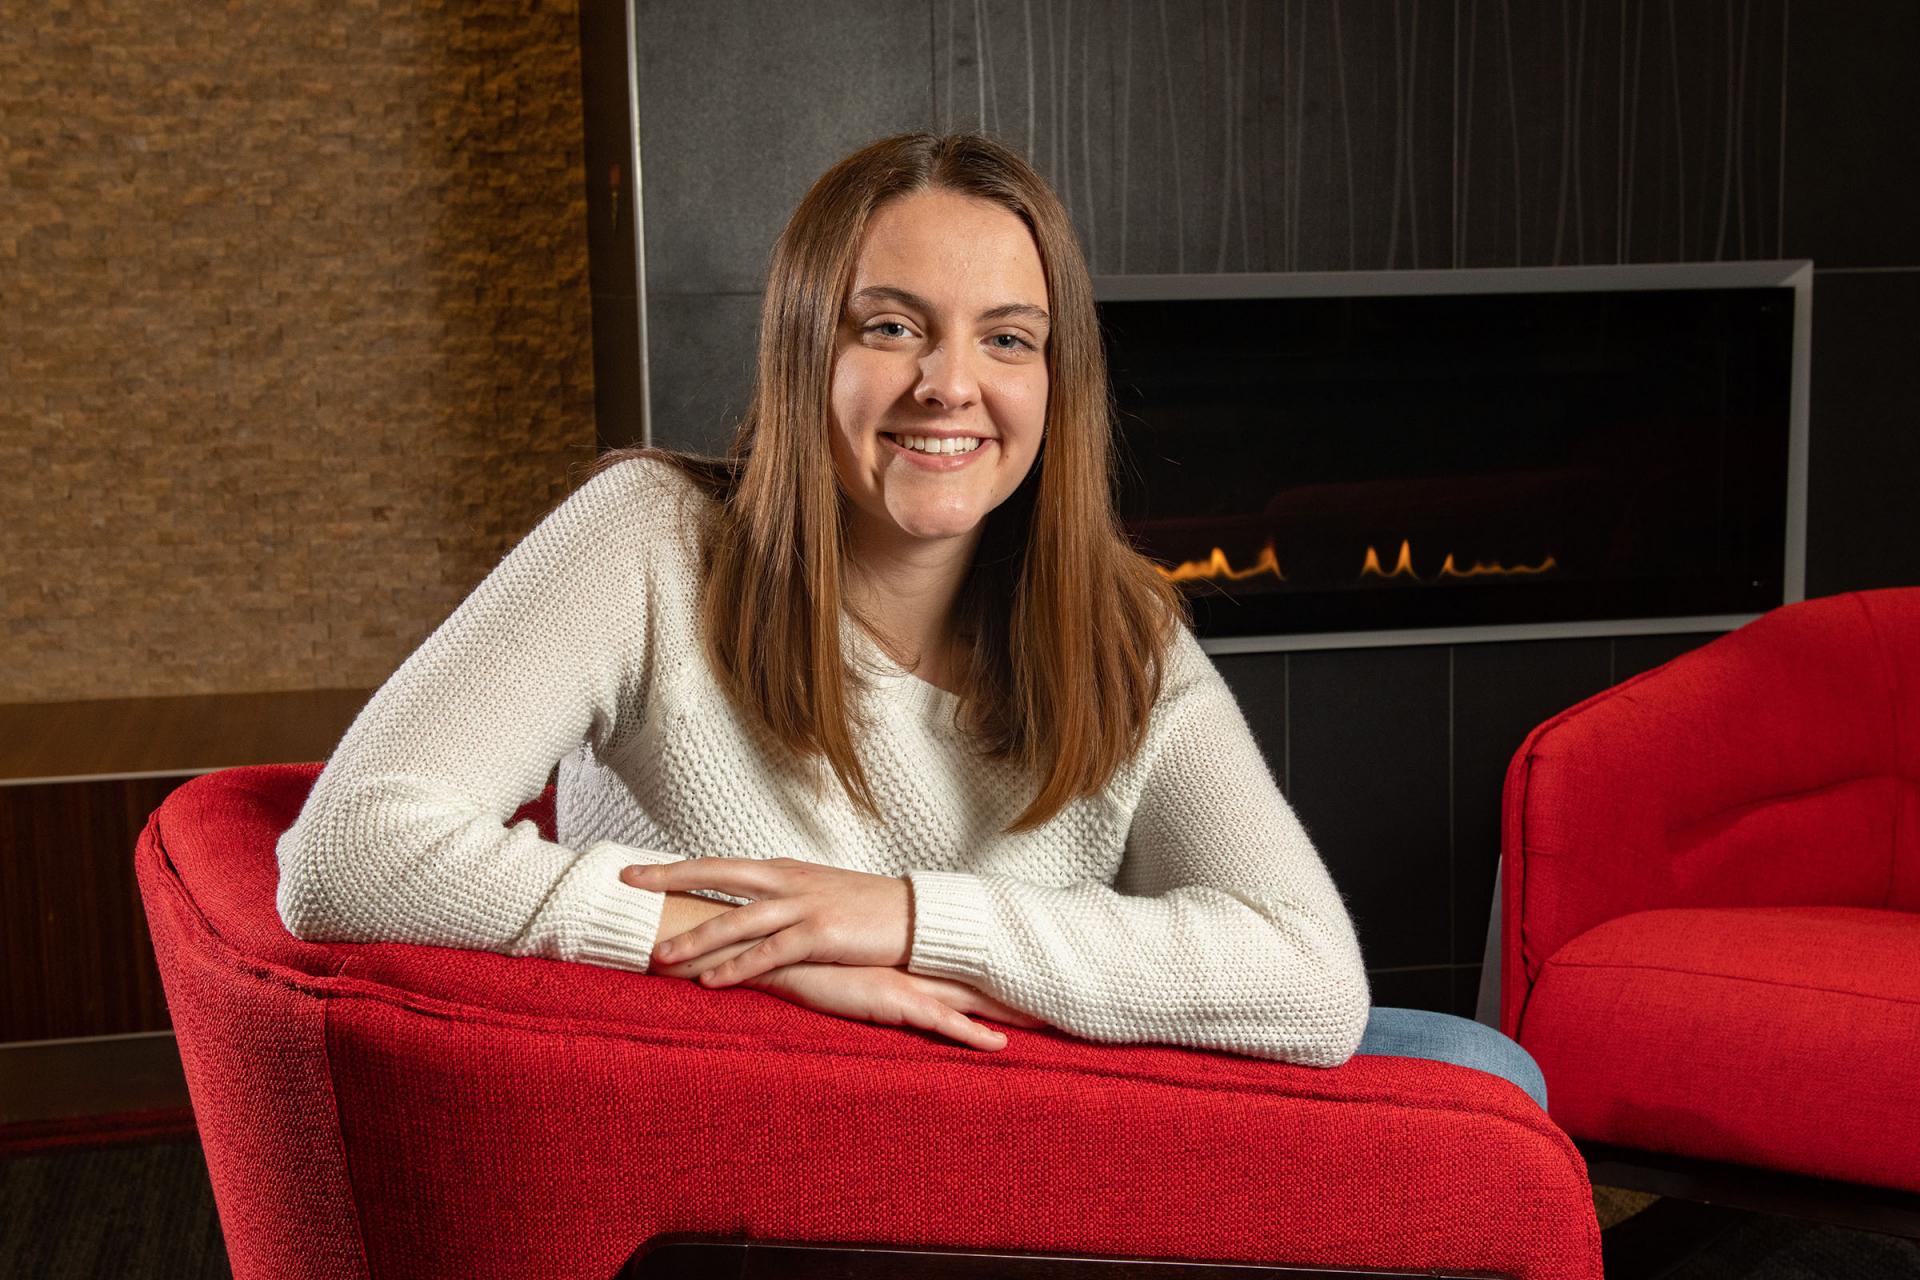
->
xmin=885 ymin=508 xmax=985 ymax=544
xmin=897 ymin=521 xmax=981 ymax=544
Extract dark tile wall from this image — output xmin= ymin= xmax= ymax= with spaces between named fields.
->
xmin=589 ymin=0 xmax=1920 ymax=1020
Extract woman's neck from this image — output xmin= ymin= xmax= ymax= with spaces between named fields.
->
xmin=844 ymin=522 xmax=983 ymax=686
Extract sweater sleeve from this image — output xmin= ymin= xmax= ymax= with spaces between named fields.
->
xmin=903 ymin=630 xmax=1373 ymax=1067
xmin=273 ymin=458 xmax=690 ymax=973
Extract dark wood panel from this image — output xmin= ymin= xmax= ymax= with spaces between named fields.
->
xmin=0 ymin=688 xmax=372 ymax=783
xmin=626 ymin=1236 xmax=1506 ymax=1280
xmin=3 ymin=777 xmax=186 ymax=1040
xmin=1 ymin=686 xmax=566 ymax=1044
xmin=0 ymin=1033 xmax=191 ymax=1128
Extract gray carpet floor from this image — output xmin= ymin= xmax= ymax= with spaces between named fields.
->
xmin=1655 ymin=1217 xmax=1920 ymax=1280
xmin=1 ymin=1136 xmax=1916 ymax=1278
xmin=2 ymin=1139 xmax=230 ymax=1279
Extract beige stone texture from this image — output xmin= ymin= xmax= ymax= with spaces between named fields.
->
xmin=1 ymin=0 xmax=599 ymax=704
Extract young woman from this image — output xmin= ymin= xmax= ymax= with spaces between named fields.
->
xmin=276 ymin=131 xmax=1545 ymax=1109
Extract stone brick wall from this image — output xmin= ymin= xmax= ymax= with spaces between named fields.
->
xmin=0 ymin=0 xmax=597 ymax=703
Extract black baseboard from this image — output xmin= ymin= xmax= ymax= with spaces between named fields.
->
xmin=622 ymin=1237 xmax=1513 ymax=1280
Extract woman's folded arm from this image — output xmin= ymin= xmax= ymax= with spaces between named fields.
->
xmin=904 ymin=639 xmax=1371 ymax=1067
xmin=273 ymin=459 xmax=689 ymax=971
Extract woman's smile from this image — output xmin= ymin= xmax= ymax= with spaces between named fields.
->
xmin=879 ymin=431 xmax=997 ymax=469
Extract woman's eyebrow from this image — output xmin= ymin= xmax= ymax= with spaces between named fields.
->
xmin=848 ymin=285 xmax=1051 ymax=330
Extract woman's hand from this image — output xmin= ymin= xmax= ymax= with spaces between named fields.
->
xmin=737 ymin=961 xmax=1048 ymax=1051
xmin=623 ymin=858 xmax=913 ymax=986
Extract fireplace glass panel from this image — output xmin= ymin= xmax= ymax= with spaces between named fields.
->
xmin=1099 ymin=285 xmax=1796 ymax=640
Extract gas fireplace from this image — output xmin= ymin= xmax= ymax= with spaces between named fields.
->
xmin=1096 ymin=262 xmax=1809 ymax=650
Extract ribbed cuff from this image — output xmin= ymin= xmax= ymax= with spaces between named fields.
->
xmin=570 ymin=841 xmax=683 ymax=973
xmin=905 ymin=868 xmax=995 ymax=984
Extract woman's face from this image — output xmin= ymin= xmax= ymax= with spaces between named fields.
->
xmin=829 ymin=188 xmax=1050 ymax=555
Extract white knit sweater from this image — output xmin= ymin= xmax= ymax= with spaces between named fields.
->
xmin=275 ymin=456 xmax=1372 ymax=1066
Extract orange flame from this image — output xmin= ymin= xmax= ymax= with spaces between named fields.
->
xmin=1159 ymin=540 xmax=1285 ymax=584
xmin=1360 ymin=540 xmax=1420 ymax=580
xmin=1361 ymin=539 xmax=1558 ymax=580
xmin=1155 ymin=537 xmax=1557 ymax=584
xmin=1434 ymin=551 xmax=1558 ymax=579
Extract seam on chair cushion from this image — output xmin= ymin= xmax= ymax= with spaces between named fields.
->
xmin=320 ymin=969 xmax=375 ymax=1279
xmin=1543 ymin=956 xmax=1920 ymax=1007
xmin=1509 ymin=657 xmax=1678 ymax=1038
xmin=1660 ymin=772 xmax=1899 ymax=837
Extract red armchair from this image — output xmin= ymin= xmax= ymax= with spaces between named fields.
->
xmin=137 ymin=761 xmax=1601 ymax=1280
xmin=1500 ymin=587 xmax=1920 ymax=1228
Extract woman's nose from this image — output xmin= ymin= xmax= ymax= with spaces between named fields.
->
xmin=914 ymin=342 xmax=980 ymax=411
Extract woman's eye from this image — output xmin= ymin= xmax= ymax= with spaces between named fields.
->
xmin=867 ymin=321 xmax=911 ymax=339
xmin=990 ymin=333 xmax=1036 ymax=352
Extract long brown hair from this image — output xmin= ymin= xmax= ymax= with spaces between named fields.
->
xmin=577 ymin=130 xmax=1189 ymax=834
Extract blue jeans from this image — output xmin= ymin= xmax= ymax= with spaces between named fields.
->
xmin=1353 ymin=1006 xmax=1549 ymax=1111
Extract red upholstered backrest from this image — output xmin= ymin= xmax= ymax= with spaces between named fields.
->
xmin=150 ymin=762 xmax=1582 ymax=1107
xmin=1500 ymin=587 xmax=1920 ymax=1038
xmin=149 ymin=761 xmax=559 ymax=984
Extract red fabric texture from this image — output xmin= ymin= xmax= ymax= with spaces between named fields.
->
xmin=1521 ymin=905 xmax=1920 ymax=1190
xmin=137 ymin=762 xmax=1600 ymax=1280
xmin=1500 ymin=586 xmax=1920 ymax=1191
